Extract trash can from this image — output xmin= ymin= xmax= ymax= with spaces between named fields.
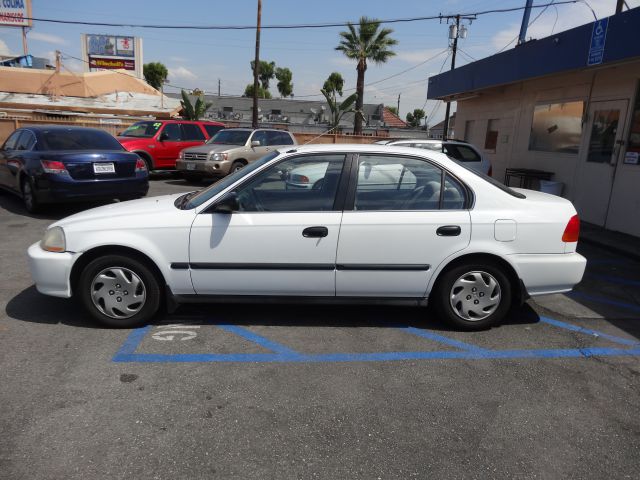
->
xmin=539 ymin=180 xmax=563 ymax=196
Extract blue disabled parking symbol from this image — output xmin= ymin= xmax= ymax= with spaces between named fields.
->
xmin=588 ymin=18 xmax=608 ymax=66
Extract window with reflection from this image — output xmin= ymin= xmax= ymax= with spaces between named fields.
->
xmin=529 ymin=101 xmax=584 ymax=154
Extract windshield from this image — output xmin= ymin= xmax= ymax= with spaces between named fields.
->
xmin=40 ymin=130 xmax=125 ymax=151
xmin=206 ymin=130 xmax=251 ymax=145
xmin=120 ymin=121 xmax=163 ymax=138
xmin=181 ymin=152 xmax=279 ymax=209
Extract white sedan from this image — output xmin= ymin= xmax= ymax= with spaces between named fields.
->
xmin=28 ymin=144 xmax=586 ymax=330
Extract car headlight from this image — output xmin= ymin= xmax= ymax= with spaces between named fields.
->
xmin=41 ymin=227 xmax=66 ymax=253
xmin=211 ymin=153 xmax=228 ymax=161
xmin=179 ymin=151 xmax=185 ymax=159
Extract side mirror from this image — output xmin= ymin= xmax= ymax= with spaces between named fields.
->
xmin=212 ymin=192 xmax=239 ymax=213
xmin=159 ymin=132 xmax=169 ymax=141
xmin=251 ymin=140 xmax=261 ymax=147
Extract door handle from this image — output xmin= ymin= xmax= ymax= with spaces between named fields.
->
xmin=436 ymin=225 xmax=461 ymax=236
xmin=302 ymin=226 xmax=328 ymax=238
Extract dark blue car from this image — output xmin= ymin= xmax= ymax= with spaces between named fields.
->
xmin=0 ymin=126 xmax=148 ymax=213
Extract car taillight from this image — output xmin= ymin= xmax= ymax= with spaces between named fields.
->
xmin=562 ymin=214 xmax=580 ymax=242
xmin=41 ymin=160 xmax=68 ymax=175
xmin=487 ymin=165 xmax=493 ymax=177
xmin=135 ymin=158 xmax=147 ymax=172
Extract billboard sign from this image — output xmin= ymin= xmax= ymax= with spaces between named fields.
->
xmin=0 ymin=0 xmax=32 ymax=27
xmin=82 ymin=33 xmax=143 ymax=78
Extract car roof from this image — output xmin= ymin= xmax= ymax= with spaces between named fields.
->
xmin=276 ymin=143 xmax=456 ymax=160
xmin=220 ymin=128 xmax=292 ymax=133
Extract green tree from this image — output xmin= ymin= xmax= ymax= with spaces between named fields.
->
xmin=322 ymin=72 xmax=345 ymax=103
xmin=250 ymin=60 xmax=276 ymax=90
xmin=406 ymin=108 xmax=425 ymax=128
xmin=321 ymin=89 xmax=363 ymax=132
xmin=243 ymin=84 xmax=272 ymax=99
xmin=336 ymin=16 xmax=398 ymax=135
xmin=275 ymin=67 xmax=294 ymax=97
xmin=143 ymin=62 xmax=168 ymax=90
xmin=180 ymin=90 xmax=212 ymax=121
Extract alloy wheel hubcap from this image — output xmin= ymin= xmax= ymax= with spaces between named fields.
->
xmin=90 ymin=267 xmax=146 ymax=319
xmin=449 ymin=271 xmax=501 ymax=321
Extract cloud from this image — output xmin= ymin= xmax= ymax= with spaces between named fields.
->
xmin=395 ymin=48 xmax=447 ymax=64
xmin=28 ymin=31 xmax=68 ymax=46
xmin=490 ymin=0 xmax=624 ymax=52
xmin=169 ymin=56 xmax=187 ymax=63
xmin=0 ymin=38 xmax=11 ymax=56
xmin=169 ymin=65 xmax=197 ymax=81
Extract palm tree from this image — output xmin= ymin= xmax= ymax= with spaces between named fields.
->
xmin=180 ymin=90 xmax=211 ymax=120
xmin=336 ymin=17 xmax=397 ymax=135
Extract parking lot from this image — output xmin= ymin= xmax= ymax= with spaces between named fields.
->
xmin=1 ymin=176 xmax=639 ymax=479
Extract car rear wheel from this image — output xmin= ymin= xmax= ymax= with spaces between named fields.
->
xmin=231 ymin=160 xmax=246 ymax=173
xmin=433 ymin=262 xmax=511 ymax=331
xmin=21 ymin=177 xmax=40 ymax=213
xmin=79 ymin=254 xmax=161 ymax=328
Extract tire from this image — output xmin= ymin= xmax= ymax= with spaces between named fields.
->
xmin=230 ymin=160 xmax=246 ymax=174
xmin=78 ymin=254 xmax=161 ymax=328
xmin=432 ymin=262 xmax=512 ymax=331
xmin=183 ymin=172 xmax=204 ymax=183
xmin=21 ymin=176 xmax=40 ymax=214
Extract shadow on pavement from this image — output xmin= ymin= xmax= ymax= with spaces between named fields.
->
xmin=7 ymin=285 xmax=540 ymax=332
xmin=0 ymin=191 xmax=114 ymax=221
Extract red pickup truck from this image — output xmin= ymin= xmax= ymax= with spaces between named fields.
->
xmin=117 ymin=120 xmax=225 ymax=170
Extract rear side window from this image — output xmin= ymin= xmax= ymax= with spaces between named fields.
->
xmin=443 ymin=144 xmax=481 ymax=162
xmin=181 ymin=123 xmax=206 ymax=141
xmin=161 ymin=123 xmax=182 ymax=141
xmin=204 ymin=124 xmax=224 ymax=137
xmin=265 ymin=130 xmax=294 ymax=146
xmin=40 ymin=130 xmax=124 ymax=151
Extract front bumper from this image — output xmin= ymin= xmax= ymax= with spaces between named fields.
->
xmin=176 ymin=159 xmax=232 ymax=177
xmin=509 ymin=252 xmax=587 ymax=296
xmin=27 ymin=242 xmax=78 ymax=298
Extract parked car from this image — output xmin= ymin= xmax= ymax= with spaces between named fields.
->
xmin=375 ymin=138 xmax=492 ymax=176
xmin=28 ymin=144 xmax=586 ymax=330
xmin=0 ymin=126 xmax=148 ymax=213
xmin=175 ymin=128 xmax=297 ymax=182
xmin=116 ymin=120 xmax=225 ymax=170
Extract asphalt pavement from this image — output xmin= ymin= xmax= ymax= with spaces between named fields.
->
xmin=1 ymin=176 xmax=639 ymax=480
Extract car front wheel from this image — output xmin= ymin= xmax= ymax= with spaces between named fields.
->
xmin=79 ymin=254 xmax=161 ymax=328
xmin=433 ymin=262 xmax=511 ymax=330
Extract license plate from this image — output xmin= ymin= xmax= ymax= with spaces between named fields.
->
xmin=93 ymin=162 xmax=115 ymax=174
xmin=186 ymin=163 xmax=196 ymax=171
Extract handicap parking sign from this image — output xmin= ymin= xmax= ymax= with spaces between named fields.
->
xmin=588 ymin=18 xmax=609 ymax=66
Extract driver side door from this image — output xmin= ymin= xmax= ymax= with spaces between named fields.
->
xmin=189 ymin=153 xmax=348 ymax=296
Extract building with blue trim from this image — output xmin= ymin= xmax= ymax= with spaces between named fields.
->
xmin=427 ymin=7 xmax=640 ymax=238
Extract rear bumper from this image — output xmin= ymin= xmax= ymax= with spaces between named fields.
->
xmin=27 ymin=242 xmax=77 ymax=298
xmin=34 ymin=175 xmax=149 ymax=203
xmin=509 ymin=252 xmax=587 ymax=296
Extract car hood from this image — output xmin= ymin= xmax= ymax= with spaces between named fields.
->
xmin=182 ymin=144 xmax=244 ymax=154
xmin=51 ymin=193 xmax=193 ymax=230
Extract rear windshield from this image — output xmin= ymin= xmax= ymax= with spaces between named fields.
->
xmin=120 ymin=121 xmax=162 ymax=138
xmin=458 ymin=163 xmax=526 ymax=199
xmin=40 ymin=130 xmax=124 ymax=151
xmin=207 ymin=130 xmax=251 ymax=145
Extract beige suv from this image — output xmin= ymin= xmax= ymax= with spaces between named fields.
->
xmin=176 ymin=128 xmax=297 ymax=182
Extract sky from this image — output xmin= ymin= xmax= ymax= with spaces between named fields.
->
xmin=1 ymin=0 xmax=638 ymax=125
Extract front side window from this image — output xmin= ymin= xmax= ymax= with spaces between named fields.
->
xmin=181 ymin=123 xmax=205 ymax=141
xmin=120 ymin=121 xmax=162 ymax=138
xmin=354 ymin=155 xmax=447 ymax=211
xmin=234 ymin=154 xmax=345 ymax=212
xmin=251 ymin=130 xmax=268 ymax=146
xmin=207 ymin=130 xmax=251 ymax=145
xmin=161 ymin=123 xmax=182 ymax=141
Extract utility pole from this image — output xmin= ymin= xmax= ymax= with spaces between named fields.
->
xmin=518 ymin=0 xmax=534 ymax=45
xmin=252 ymin=0 xmax=262 ymax=129
xmin=21 ymin=27 xmax=28 ymax=56
xmin=440 ymin=13 xmax=473 ymax=140
xmin=615 ymin=0 xmax=624 ymax=13
xmin=55 ymin=50 xmax=61 ymax=72
xmin=397 ymin=93 xmax=401 ymax=115
xmin=218 ymin=78 xmax=221 ymax=97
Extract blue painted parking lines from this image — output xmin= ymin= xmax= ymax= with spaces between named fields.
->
xmin=112 ymin=315 xmax=640 ymax=364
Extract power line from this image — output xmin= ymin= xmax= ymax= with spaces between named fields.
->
xmin=20 ymin=2 xmax=579 ymax=30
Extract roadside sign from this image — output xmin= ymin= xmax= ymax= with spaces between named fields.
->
xmin=587 ymin=18 xmax=609 ymax=66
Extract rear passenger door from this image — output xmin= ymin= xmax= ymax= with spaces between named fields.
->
xmin=336 ymin=154 xmax=471 ymax=298
xmin=181 ymin=123 xmax=207 ymax=150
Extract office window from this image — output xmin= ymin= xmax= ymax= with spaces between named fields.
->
xmin=529 ymin=101 xmax=584 ymax=154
